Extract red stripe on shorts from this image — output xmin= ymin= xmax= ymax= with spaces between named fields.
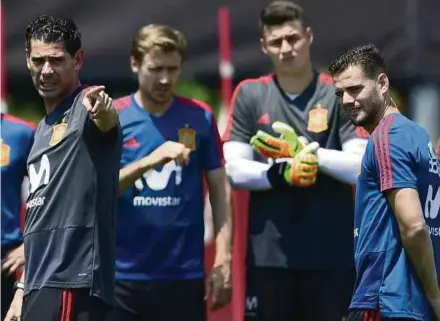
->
xmin=60 ymin=289 xmax=74 ymax=321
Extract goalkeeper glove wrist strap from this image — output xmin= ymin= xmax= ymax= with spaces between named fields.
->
xmin=267 ymin=162 xmax=290 ymax=189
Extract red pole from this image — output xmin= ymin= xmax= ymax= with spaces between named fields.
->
xmin=217 ymin=6 xmax=234 ymax=137
xmin=204 ymin=6 xmax=234 ymax=321
xmin=218 ymin=6 xmax=233 ymax=112
xmin=219 ymin=8 xmax=249 ymax=321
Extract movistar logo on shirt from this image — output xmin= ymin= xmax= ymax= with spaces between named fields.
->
xmin=245 ymin=296 xmax=258 ymax=316
xmin=428 ymin=141 xmax=439 ymax=177
xmin=29 ymin=154 xmax=51 ymax=193
xmin=133 ymin=196 xmax=181 ymax=207
xmin=425 ymin=142 xmax=440 ymax=236
xmin=133 ymin=161 xmax=182 ymax=207
xmin=27 ymin=154 xmax=51 ymax=209
xmin=425 ymin=184 xmax=440 ymax=220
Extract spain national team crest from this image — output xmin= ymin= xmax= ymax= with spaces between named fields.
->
xmin=0 ymin=138 xmax=10 ymax=167
xmin=307 ymin=104 xmax=328 ymax=133
xmin=178 ymin=124 xmax=196 ymax=151
xmin=49 ymin=123 xmax=68 ymax=146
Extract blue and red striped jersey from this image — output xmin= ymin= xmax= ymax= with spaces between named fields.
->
xmin=115 ymin=94 xmax=224 ymax=281
xmin=351 ymin=113 xmax=440 ymax=320
xmin=1 ymin=113 xmax=35 ymax=248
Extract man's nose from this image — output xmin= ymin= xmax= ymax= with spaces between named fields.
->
xmin=158 ymin=71 xmax=171 ymax=84
xmin=342 ymin=92 xmax=355 ymax=105
xmin=280 ymin=39 xmax=293 ymax=54
xmin=41 ymin=61 xmax=54 ymax=75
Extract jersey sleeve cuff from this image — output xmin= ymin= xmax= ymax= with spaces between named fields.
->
xmin=380 ymin=181 xmax=418 ymax=192
xmin=223 ymin=135 xmax=251 ymax=144
xmin=204 ymin=162 xmax=224 ymax=171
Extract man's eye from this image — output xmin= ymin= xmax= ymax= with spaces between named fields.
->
xmin=32 ymin=58 xmax=44 ymax=65
xmin=348 ymin=87 xmax=362 ymax=93
xmin=50 ymin=57 xmax=64 ymax=63
xmin=285 ymin=35 xmax=300 ymax=43
xmin=269 ymin=39 xmax=282 ymax=47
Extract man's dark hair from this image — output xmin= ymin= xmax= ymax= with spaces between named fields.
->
xmin=25 ymin=15 xmax=82 ymax=56
xmin=328 ymin=44 xmax=388 ymax=79
xmin=260 ymin=1 xmax=308 ymax=31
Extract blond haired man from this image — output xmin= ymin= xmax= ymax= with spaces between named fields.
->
xmin=105 ymin=24 xmax=233 ymax=321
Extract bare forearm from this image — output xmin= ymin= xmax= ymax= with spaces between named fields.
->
xmin=119 ymin=158 xmax=152 ymax=194
xmin=210 ymin=184 xmax=233 ymax=263
xmin=402 ymin=225 xmax=440 ymax=299
xmin=93 ymin=108 xmax=119 ymax=132
xmin=19 ymin=267 xmax=25 ymax=283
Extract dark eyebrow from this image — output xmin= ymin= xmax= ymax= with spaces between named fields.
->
xmin=346 ymin=85 xmax=363 ymax=90
xmin=335 ymin=84 xmax=364 ymax=95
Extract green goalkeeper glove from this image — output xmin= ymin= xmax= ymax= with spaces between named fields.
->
xmin=250 ymin=121 xmax=306 ymax=159
xmin=267 ymin=142 xmax=320 ymax=187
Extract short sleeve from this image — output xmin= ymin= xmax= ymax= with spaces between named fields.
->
xmin=223 ymin=82 xmax=256 ymax=143
xmin=372 ymin=125 xmax=417 ymax=192
xmin=119 ymin=133 xmax=132 ymax=169
xmin=201 ymin=111 xmax=224 ymax=171
xmin=336 ymin=101 xmax=365 ymax=143
xmin=86 ymin=115 xmax=121 ymax=144
xmin=22 ymin=126 xmax=36 ymax=177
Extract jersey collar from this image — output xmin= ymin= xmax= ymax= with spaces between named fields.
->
xmin=45 ymin=86 xmax=84 ymax=125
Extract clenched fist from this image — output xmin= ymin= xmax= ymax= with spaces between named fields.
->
xmin=143 ymin=141 xmax=191 ymax=169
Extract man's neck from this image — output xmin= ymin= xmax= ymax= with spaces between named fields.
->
xmin=276 ymin=65 xmax=314 ymax=95
xmin=44 ymin=83 xmax=80 ymax=115
xmin=365 ymin=103 xmax=400 ymax=134
xmin=134 ymin=90 xmax=172 ymax=117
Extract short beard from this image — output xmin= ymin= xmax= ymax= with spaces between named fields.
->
xmin=147 ymin=90 xmax=173 ymax=106
xmin=358 ymin=90 xmax=384 ymax=128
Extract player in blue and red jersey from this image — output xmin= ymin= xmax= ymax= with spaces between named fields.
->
xmin=330 ymin=44 xmax=440 ymax=321
xmin=1 ymin=110 xmax=35 ymax=320
xmin=105 ymin=24 xmax=233 ymax=321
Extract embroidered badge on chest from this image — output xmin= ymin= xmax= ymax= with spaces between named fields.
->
xmin=49 ymin=114 xmax=69 ymax=147
xmin=307 ymin=104 xmax=328 ymax=133
xmin=0 ymin=138 xmax=10 ymax=167
xmin=178 ymin=124 xmax=197 ymax=151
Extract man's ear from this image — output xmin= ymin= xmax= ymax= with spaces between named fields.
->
xmin=377 ymin=73 xmax=389 ymax=95
xmin=305 ymin=27 xmax=314 ymax=45
xmin=130 ymin=56 xmax=139 ymax=73
xmin=73 ymin=49 xmax=84 ymax=71
xmin=260 ymin=37 xmax=269 ymax=55
xmin=26 ymin=52 xmax=31 ymax=70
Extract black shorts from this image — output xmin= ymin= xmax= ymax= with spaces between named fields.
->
xmin=346 ymin=309 xmax=417 ymax=321
xmin=245 ymin=267 xmax=355 ymax=321
xmin=106 ymin=279 xmax=206 ymax=321
xmin=22 ymin=288 xmax=108 ymax=321
xmin=1 ymin=244 xmax=20 ymax=320
xmin=1 ymin=271 xmax=16 ymax=320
